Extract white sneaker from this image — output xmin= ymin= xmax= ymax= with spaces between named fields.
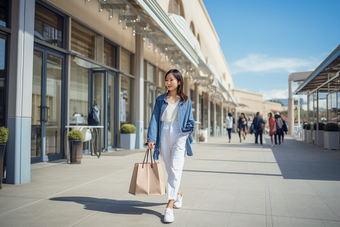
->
xmin=173 ymin=194 xmax=183 ymax=209
xmin=164 ymin=208 xmax=174 ymax=223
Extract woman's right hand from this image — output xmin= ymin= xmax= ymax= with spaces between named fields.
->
xmin=147 ymin=142 xmax=155 ymax=150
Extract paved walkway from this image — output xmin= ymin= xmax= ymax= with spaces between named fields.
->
xmin=1 ymin=134 xmax=340 ymax=227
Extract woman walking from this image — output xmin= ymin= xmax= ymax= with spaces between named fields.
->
xmin=237 ymin=113 xmax=248 ymax=142
xmin=226 ymin=113 xmax=233 ymax=143
xmin=146 ymin=69 xmax=195 ymax=223
xmin=268 ymin=112 xmax=276 ymax=146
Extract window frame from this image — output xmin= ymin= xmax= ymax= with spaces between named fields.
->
xmin=34 ymin=1 xmax=67 ymax=49
xmin=103 ymin=38 xmax=118 ymax=69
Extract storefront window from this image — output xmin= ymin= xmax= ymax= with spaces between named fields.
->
xmin=104 ymin=41 xmax=117 ymax=68
xmin=121 ymin=50 xmax=131 ymax=75
xmin=147 ymin=62 xmax=155 ymax=83
xmin=70 ymin=60 xmax=89 ymax=125
xmin=0 ymin=0 xmax=8 ymax=27
xmin=330 ymin=92 xmax=337 ymax=123
xmin=35 ymin=3 xmax=64 ymax=48
xmin=0 ymin=33 xmax=6 ymax=126
xmin=71 ymin=22 xmax=96 ymax=59
xmin=120 ymin=76 xmax=131 ymax=126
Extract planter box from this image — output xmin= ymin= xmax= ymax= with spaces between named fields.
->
xmin=324 ymin=131 xmax=340 ymax=150
xmin=120 ymin=133 xmax=136 ymax=150
xmin=317 ymin=130 xmax=324 ymax=147
xmin=0 ymin=143 xmax=6 ymax=189
xmin=68 ymin=140 xmax=83 ymax=164
xmin=306 ymin=130 xmax=312 ymax=143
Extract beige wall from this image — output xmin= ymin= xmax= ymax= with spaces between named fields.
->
xmin=233 ymin=89 xmax=283 ymax=118
xmin=157 ymin=0 xmax=235 ymax=90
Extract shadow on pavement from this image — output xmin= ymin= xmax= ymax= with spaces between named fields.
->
xmin=197 ymin=159 xmax=277 ymax=164
xmin=183 ymin=169 xmax=282 ymax=177
xmin=266 ymin=138 xmax=340 ymax=181
xmin=50 ymin=197 xmax=166 ymax=222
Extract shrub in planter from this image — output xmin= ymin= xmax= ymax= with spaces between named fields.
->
xmin=324 ymin=123 xmax=339 ymax=132
xmin=120 ymin=124 xmax=136 ymax=150
xmin=305 ymin=124 xmax=311 ymax=130
xmin=121 ymin=124 xmax=136 ymax=134
xmin=0 ymin=126 xmax=9 ymax=189
xmin=324 ymin=123 xmax=340 ymax=150
xmin=67 ymin=130 xmax=84 ymax=164
xmin=313 ymin=123 xmax=325 ymax=131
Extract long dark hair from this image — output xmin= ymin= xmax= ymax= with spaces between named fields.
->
xmin=165 ymin=69 xmax=188 ymax=104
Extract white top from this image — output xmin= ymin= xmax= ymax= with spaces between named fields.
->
xmin=226 ymin=116 xmax=233 ymax=129
xmin=161 ymin=100 xmax=180 ymax=122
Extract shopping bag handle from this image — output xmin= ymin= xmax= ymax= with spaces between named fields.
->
xmin=142 ymin=149 xmax=154 ymax=168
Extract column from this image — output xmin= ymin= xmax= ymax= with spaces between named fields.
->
xmin=184 ymin=78 xmax=190 ymax=96
xmin=194 ymin=83 xmax=199 ymax=122
xmin=288 ymin=80 xmax=294 ymax=135
xmin=316 ymin=91 xmax=319 ymax=145
xmin=220 ymin=102 xmax=224 ymax=135
xmin=134 ymin=35 xmax=144 ymax=149
xmin=207 ymin=94 xmax=210 ymax=139
xmin=213 ymin=102 xmax=216 ymax=136
xmin=7 ymin=0 xmax=35 ymax=184
xmin=233 ymin=109 xmax=237 ymax=133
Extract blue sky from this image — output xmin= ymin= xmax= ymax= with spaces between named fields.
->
xmin=203 ymin=0 xmax=340 ymax=100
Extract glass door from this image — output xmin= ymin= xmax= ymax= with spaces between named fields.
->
xmin=90 ymin=70 xmax=118 ymax=151
xmin=31 ymin=46 xmax=65 ymax=163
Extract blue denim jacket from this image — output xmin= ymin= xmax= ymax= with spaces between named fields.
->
xmin=145 ymin=93 xmax=195 ymax=160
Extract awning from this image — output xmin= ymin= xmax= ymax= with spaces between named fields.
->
xmin=207 ymin=64 xmax=238 ymax=106
xmin=294 ymin=45 xmax=340 ymax=94
xmin=167 ymin=14 xmax=211 ymax=74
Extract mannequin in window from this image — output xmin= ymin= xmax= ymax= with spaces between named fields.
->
xmin=88 ymin=99 xmax=100 ymax=126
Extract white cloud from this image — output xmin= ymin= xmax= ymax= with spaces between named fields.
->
xmin=231 ymin=54 xmax=316 ymax=74
xmin=259 ymin=89 xmax=288 ymax=100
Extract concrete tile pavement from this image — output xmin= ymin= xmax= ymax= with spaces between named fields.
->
xmin=1 ymin=133 xmax=340 ymax=226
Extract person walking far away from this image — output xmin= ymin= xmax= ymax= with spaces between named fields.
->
xmin=226 ymin=113 xmax=233 ymax=143
xmin=237 ymin=113 xmax=248 ymax=143
xmin=253 ymin=112 xmax=265 ymax=144
xmin=146 ymin=69 xmax=195 ymax=223
xmin=282 ymin=117 xmax=288 ymax=143
xmin=268 ymin=112 xmax=276 ymax=146
xmin=275 ymin=112 xmax=284 ymax=145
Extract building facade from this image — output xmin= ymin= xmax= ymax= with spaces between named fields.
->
xmin=1 ymin=0 xmax=268 ymax=185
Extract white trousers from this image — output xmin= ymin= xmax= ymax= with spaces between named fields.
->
xmin=160 ymin=121 xmax=186 ymax=200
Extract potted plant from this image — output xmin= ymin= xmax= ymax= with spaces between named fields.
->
xmin=313 ymin=123 xmax=325 ymax=147
xmin=305 ymin=124 xmax=312 ymax=143
xmin=0 ymin=126 xmax=9 ymax=189
xmin=120 ymin=124 xmax=136 ymax=150
xmin=67 ymin=130 xmax=84 ymax=164
xmin=324 ymin=123 xmax=339 ymax=150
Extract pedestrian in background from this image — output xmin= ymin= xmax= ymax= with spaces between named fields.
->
xmin=226 ymin=113 xmax=233 ymax=143
xmin=282 ymin=118 xmax=288 ymax=143
xmin=275 ymin=113 xmax=284 ymax=145
xmin=268 ymin=112 xmax=276 ymax=146
xmin=253 ymin=112 xmax=265 ymax=144
xmin=238 ymin=113 xmax=248 ymax=143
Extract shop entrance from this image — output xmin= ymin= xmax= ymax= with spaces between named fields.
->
xmin=89 ymin=70 xmax=118 ymax=150
xmin=31 ymin=46 xmax=65 ymax=163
